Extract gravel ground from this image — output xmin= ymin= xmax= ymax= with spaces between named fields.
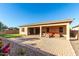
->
xmin=70 ymin=39 xmax=79 ymax=56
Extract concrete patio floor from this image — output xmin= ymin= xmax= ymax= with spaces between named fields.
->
xmin=8 ymin=37 xmax=76 ymax=56
xmin=1 ymin=38 xmax=76 ymax=56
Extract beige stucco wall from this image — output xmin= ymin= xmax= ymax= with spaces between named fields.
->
xmin=19 ymin=27 xmax=28 ymax=35
xmin=66 ymin=23 xmax=70 ymax=40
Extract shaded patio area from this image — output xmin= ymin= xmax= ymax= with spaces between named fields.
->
xmin=27 ymin=25 xmax=67 ymax=38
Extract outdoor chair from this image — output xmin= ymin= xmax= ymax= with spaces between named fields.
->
xmin=54 ymin=33 xmax=60 ymax=38
xmin=48 ymin=32 xmax=55 ymax=38
xmin=60 ymin=33 xmax=64 ymax=37
xmin=42 ymin=33 xmax=46 ymax=37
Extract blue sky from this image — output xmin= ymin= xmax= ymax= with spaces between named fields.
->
xmin=0 ymin=3 xmax=79 ymax=27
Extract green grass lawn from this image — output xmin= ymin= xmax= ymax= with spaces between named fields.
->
xmin=0 ymin=34 xmax=23 ymax=38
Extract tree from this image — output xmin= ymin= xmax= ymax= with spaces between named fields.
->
xmin=0 ymin=22 xmax=8 ymax=31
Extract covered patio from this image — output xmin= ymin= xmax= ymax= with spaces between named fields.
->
xmin=25 ymin=23 xmax=69 ymax=40
xmin=19 ymin=19 xmax=72 ymax=40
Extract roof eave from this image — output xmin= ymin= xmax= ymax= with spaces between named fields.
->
xmin=19 ymin=19 xmax=73 ymax=27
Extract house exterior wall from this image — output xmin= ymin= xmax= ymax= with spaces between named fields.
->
xmin=77 ymin=31 xmax=79 ymax=40
xmin=66 ymin=23 xmax=70 ymax=40
xmin=19 ymin=27 xmax=28 ymax=35
xmin=19 ymin=22 xmax=70 ymax=40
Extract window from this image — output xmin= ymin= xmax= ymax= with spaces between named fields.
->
xmin=59 ymin=27 xmax=63 ymax=33
xmin=21 ymin=28 xmax=25 ymax=32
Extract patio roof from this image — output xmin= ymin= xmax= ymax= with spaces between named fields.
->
xmin=20 ymin=19 xmax=73 ymax=27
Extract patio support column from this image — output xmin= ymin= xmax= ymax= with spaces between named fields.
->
xmin=34 ymin=28 xmax=36 ymax=35
xmin=25 ymin=27 xmax=28 ymax=36
xmin=40 ymin=26 xmax=42 ymax=37
xmin=66 ymin=23 xmax=70 ymax=40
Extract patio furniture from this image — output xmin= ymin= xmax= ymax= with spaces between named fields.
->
xmin=42 ymin=33 xmax=46 ymax=37
xmin=54 ymin=33 xmax=60 ymax=38
xmin=48 ymin=32 xmax=55 ymax=38
xmin=60 ymin=33 xmax=64 ymax=37
xmin=45 ymin=33 xmax=49 ymax=38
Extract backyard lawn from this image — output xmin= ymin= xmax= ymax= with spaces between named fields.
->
xmin=0 ymin=34 xmax=23 ymax=38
